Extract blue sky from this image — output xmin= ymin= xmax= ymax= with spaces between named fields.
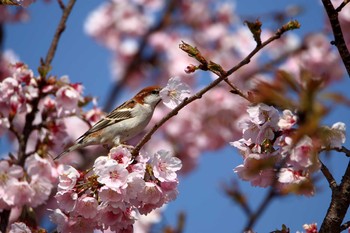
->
xmin=3 ymin=1 xmax=350 ymax=232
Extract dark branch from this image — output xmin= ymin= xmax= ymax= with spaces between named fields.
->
xmin=335 ymin=0 xmax=350 ymax=12
xmin=321 ymin=0 xmax=350 ymax=78
xmin=320 ymin=160 xmax=337 ymax=190
xmin=319 ymin=160 xmax=350 ymax=233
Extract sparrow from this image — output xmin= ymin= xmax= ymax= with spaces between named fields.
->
xmin=54 ymin=86 xmax=162 ymax=160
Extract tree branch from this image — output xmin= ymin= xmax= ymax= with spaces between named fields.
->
xmin=335 ymin=0 xmax=350 ymax=12
xmin=132 ymin=20 xmax=299 ymax=157
xmin=44 ymin=0 xmax=76 ymax=67
xmin=319 ymin=160 xmax=350 ymax=233
xmin=321 ymin=0 xmax=350 ymax=78
xmin=320 ymin=160 xmax=338 ymax=190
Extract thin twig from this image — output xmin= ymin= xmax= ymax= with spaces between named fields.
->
xmin=223 ymin=78 xmax=249 ymax=101
xmin=44 ymin=0 xmax=76 ymax=67
xmin=321 ymin=0 xmax=350 ymax=78
xmin=132 ymin=21 xmax=298 ymax=157
xmin=336 ymin=146 xmax=350 ymax=157
xmin=335 ymin=0 xmax=350 ymax=12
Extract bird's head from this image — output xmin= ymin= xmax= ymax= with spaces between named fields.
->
xmin=134 ymin=86 xmax=162 ymax=107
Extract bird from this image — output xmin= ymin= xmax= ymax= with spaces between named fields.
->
xmin=54 ymin=85 xmax=162 ymax=160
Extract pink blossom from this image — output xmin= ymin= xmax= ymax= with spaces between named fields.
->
xmin=160 ymin=77 xmax=191 ymax=109
xmin=160 ymin=180 xmax=179 ymax=202
xmin=239 ymin=104 xmax=279 ymax=144
xmin=278 ymin=168 xmax=308 ymax=184
xmin=55 ymin=190 xmax=78 ymax=212
xmin=125 ymin=175 xmax=145 ymax=202
xmin=75 ymin=196 xmax=98 ymax=219
xmin=247 ymin=104 xmax=279 ymax=126
xmin=57 ymin=165 xmax=81 ymax=191
xmin=9 ymin=222 xmax=31 ymax=233
xmin=3 ymin=180 xmax=35 ymax=207
xmin=0 ymin=77 xmax=25 ymax=115
xmin=0 ymin=161 xmax=24 ymax=206
xmin=278 ymin=109 xmax=297 ymax=130
xmin=150 ymin=150 xmax=182 ymax=182
xmin=94 ymin=157 xmax=129 ymax=191
xmin=139 ymin=182 xmax=164 ymax=207
xmin=99 ymin=205 xmax=133 ymax=229
xmin=0 ymin=160 xmax=23 ymax=185
xmin=25 ymin=153 xmax=54 ymax=178
xmin=56 ymin=85 xmax=82 ymax=116
xmin=288 ymin=136 xmax=317 ymax=170
xmin=29 ymin=176 xmax=53 ymax=207
xmin=99 ymin=186 xmax=124 ymax=203
xmin=50 ymin=209 xmax=96 ymax=233
xmin=230 ymin=138 xmax=257 ymax=157
xmin=234 ymin=153 xmax=275 ymax=187
xmin=108 ymin=146 xmax=133 ymax=167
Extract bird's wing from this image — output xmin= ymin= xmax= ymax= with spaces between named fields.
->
xmin=77 ymin=100 xmax=135 ymax=140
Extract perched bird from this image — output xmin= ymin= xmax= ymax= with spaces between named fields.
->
xmin=54 ymin=86 xmax=162 ymax=160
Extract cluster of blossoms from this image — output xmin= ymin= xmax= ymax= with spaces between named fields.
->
xmin=0 ymin=153 xmax=56 ymax=211
xmin=0 ymin=58 xmax=103 ymax=156
xmin=232 ymin=104 xmax=346 ymax=195
xmin=50 ymin=146 xmax=182 ymax=233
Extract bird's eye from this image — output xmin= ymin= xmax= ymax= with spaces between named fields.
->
xmin=151 ymin=90 xmax=159 ymax=95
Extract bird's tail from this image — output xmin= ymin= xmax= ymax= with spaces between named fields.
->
xmin=54 ymin=143 xmax=82 ymax=160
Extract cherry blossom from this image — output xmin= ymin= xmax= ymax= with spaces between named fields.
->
xmin=108 ymin=146 xmax=133 ymax=167
xmin=56 ymin=85 xmax=83 ymax=117
xmin=278 ymin=109 xmax=297 ymax=130
xmin=75 ymin=196 xmax=99 ymax=219
xmin=57 ymin=165 xmax=81 ymax=191
xmin=94 ymin=158 xmax=129 ymax=191
xmin=55 ymin=190 xmax=78 ymax=212
xmin=160 ymin=77 xmax=191 ymax=109
xmin=150 ymin=150 xmax=182 ymax=182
